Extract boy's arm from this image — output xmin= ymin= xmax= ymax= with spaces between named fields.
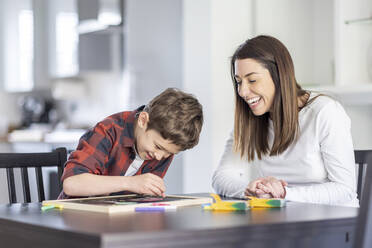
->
xmin=61 ymin=121 xmax=114 ymax=182
xmin=63 ymin=173 xmax=166 ymax=197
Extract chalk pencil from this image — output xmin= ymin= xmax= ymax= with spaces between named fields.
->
xmin=151 ymin=203 xmax=171 ymax=206
xmin=135 ymin=206 xmax=177 ymax=212
xmin=41 ymin=205 xmax=55 ymax=211
xmin=42 ymin=203 xmax=64 ymax=210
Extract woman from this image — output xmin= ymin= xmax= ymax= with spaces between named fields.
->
xmin=212 ymin=35 xmax=358 ymax=207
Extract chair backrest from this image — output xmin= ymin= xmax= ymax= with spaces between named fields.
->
xmin=354 ymin=150 xmax=372 ymax=202
xmin=354 ymin=153 xmax=372 ymax=248
xmin=0 ymin=147 xmax=67 ymax=203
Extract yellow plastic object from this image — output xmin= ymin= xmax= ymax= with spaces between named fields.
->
xmin=248 ymin=197 xmax=286 ymax=208
xmin=41 ymin=203 xmax=64 ymax=210
xmin=210 ymin=193 xmax=222 ymax=202
xmin=204 ymin=194 xmax=247 ymax=211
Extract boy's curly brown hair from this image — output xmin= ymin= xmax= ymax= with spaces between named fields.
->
xmin=144 ymin=88 xmax=203 ymax=151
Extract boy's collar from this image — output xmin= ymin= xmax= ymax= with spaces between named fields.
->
xmin=122 ymin=105 xmax=146 ymax=148
xmin=135 ymin=105 xmax=146 ymax=118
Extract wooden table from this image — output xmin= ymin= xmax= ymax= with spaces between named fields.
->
xmin=0 ymin=196 xmax=358 ymax=248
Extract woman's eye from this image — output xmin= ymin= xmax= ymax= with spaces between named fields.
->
xmin=249 ymin=80 xmax=256 ymax=83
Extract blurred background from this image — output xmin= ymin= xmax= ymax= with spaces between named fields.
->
xmin=0 ymin=0 xmax=371 ymax=203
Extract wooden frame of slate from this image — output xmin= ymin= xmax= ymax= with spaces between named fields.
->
xmin=42 ymin=194 xmax=213 ymax=214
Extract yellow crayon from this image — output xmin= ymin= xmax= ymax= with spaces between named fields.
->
xmin=42 ymin=203 xmax=64 ymax=210
xmin=211 ymin=202 xmax=246 ymax=211
xmin=248 ymin=197 xmax=286 ymax=208
xmin=204 ymin=194 xmax=247 ymax=211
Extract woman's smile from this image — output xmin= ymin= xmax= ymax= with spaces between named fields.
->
xmin=246 ymin=96 xmax=262 ymax=109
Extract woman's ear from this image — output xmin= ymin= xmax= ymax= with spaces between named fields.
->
xmin=137 ymin=112 xmax=150 ymax=129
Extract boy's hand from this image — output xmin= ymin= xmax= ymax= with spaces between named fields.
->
xmin=124 ymin=173 xmax=166 ymax=197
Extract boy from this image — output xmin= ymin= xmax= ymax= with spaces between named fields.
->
xmin=59 ymin=88 xmax=203 ymax=199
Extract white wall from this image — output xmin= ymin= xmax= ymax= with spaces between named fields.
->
xmin=344 ymin=105 xmax=372 ymax=150
xmin=312 ymin=0 xmax=334 ymax=85
xmin=125 ymin=0 xmax=184 ymax=194
xmin=125 ymin=0 xmax=183 ymax=108
xmin=183 ymin=0 xmax=253 ymax=193
xmin=335 ymin=0 xmax=372 ymax=86
xmin=254 ymin=0 xmax=334 ymax=85
xmin=183 ymin=0 xmax=213 ymax=194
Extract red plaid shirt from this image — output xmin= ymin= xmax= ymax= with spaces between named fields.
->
xmin=58 ymin=106 xmax=173 ymax=199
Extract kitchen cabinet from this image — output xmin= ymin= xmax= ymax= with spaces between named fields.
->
xmin=50 ymin=0 xmax=124 ymax=78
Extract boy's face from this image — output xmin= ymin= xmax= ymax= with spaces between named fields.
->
xmin=134 ymin=112 xmax=181 ymax=161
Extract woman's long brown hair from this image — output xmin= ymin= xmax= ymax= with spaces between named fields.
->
xmin=231 ymin=35 xmax=308 ymax=161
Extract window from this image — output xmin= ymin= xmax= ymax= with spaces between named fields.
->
xmin=3 ymin=2 xmax=34 ymax=92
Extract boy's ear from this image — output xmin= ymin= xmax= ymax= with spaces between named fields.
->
xmin=137 ymin=112 xmax=150 ymax=129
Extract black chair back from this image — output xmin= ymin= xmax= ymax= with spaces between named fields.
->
xmin=0 ymin=147 xmax=67 ymax=203
xmin=354 ymin=153 xmax=372 ymax=248
xmin=354 ymin=150 xmax=372 ymax=202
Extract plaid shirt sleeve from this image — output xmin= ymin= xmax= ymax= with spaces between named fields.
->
xmin=61 ymin=118 xmax=116 ymax=182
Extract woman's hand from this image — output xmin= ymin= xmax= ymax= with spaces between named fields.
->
xmin=257 ymin=176 xmax=287 ymax=198
xmin=245 ymin=177 xmax=267 ymax=197
xmin=244 ymin=176 xmax=287 ymax=199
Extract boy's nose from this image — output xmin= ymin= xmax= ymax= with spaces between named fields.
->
xmin=154 ymin=151 xmax=170 ymax=160
xmin=154 ymin=151 xmax=164 ymax=161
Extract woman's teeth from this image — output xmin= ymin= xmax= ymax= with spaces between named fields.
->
xmin=247 ymin=97 xmax=261 ymax=105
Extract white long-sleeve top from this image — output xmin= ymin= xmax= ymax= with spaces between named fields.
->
xmin=212 ymin=94 xmax=359 ymax=207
